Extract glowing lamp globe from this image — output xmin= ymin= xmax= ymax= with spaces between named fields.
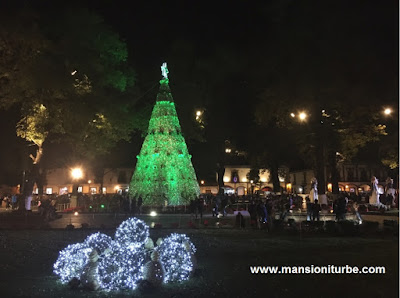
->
xmin=299 ymin=112 xmax=307 ymax=121
xmin=384 ymin=108 xmax=392 ymax=115
xmin=71 ymin=168 xmax=83 ymax=179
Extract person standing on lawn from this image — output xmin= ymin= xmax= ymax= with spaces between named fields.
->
xmin=248 ymin=200 xmax=257 ymax=227
xmin=352 ymin=200 xmax=362 ymax=224
xmin=385 ymin=177 xmax=396 ymax=209
xmin=11 ymin=194 xmax=17 ymax=210
xmin=195 ymin=196 xmax=203 ymax=220
xmin=312 ymin=199 xmax=321 ymax=221
xmin=306 ymin=197 xmax=312 ymax=221
xmin=137 ymin=196 xmax=143 ymax=214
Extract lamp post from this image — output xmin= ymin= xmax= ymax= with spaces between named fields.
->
xmin=88 ymin=180 xmax=92 ymax=195
xmin=70 ymin=167 xmax=83 ymax=208
xmin=233 ymin=176 xmax=238 ymax=195
xmin=195 ymin=109 xmax=205 ymax=129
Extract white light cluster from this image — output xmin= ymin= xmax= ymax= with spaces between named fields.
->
xmin=98 ymin=241 xmax=146 ymax=291
xmin=53 ymin=242 xmax=92 ymax=283
xmin=84 ymin=232 xmax=113 ymax=254
xmin=114 ymin=217 xmax=149 ymax=247
xmin=53 ymin=218 xmax=196 ymax=291
xmin=157 ymin=233 xmax=196 ymax=283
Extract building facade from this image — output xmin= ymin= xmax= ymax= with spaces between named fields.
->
xmin=35 ymin=168 xmax=134 ymax=195
xmin=29 ymin=162 xmax=395 ymax=197
xmin=287 ymin=163 xmax=394 ymax=195
xmin=199 ymin=165 xmax=287 ymax=195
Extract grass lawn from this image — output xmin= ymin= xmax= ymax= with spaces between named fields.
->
xmin=0 ymin=229 xmax=398 ymax=298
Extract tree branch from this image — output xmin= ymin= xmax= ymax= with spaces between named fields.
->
xmin=30 ymin=146 xmax=43 ymax=164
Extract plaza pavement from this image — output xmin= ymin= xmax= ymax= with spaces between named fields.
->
xmin=0 ymin=206 xmax=398 ymax=229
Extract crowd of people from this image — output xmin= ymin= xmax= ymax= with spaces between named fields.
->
xmin=1 ymin=194 xmax=18 ymax=210
xmin=1 ymin=176 xmax=398 ymax=229
xmin=188 ymin=192 xmax=304 ymax=230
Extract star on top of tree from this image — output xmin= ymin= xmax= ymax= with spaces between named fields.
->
xmin=161 ymin=62 xmax=169 ymax=79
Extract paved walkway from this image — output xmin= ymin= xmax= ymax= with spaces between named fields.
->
xmin=0 ymin=206 xmax=398 ymax=229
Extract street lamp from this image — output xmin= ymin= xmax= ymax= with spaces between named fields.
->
xmin=70 ymin=167 xmax=83 ymax=209
xmin=290 ymin=111 xmax=308 ymax=121
xmin=383 ymin=108 xmax=392 ymax=116
xmin=298 ymin=112 xmax=307 ymax=121
xmin=195 ymin=110 xmax=202 ymax=121
xmin=71 ymin=168 xmax=83 ymax=180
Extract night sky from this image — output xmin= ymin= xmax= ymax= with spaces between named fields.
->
xmin=0 ymin=0 xmax=398 ymax=185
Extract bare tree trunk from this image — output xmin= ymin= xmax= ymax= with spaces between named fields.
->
xmin=270 ymin=163 xmax=281 ymax=193
xmin=94 ymin=166 xmax=105 ymax=194
xmin=30 ymin=145 xmax=43 ymax=165
xmin=22 ymin=164 xmax=38 ymax=211
xmin=328 ymin=150 xmax=340 ymax=195
xmin=100 ymin=168 xmax=105 ymax=194
xmin=216 ymin=162 xmax=225 ymax=194
xmin=21 ymin=145 xmax=43 ymax=211
xmin=315 ymin=137 xmax=326 ymax=195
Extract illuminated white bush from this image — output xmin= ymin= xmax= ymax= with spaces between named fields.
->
xmin=97 ymin=241 xmax=146 ymax=291
xmin=84 ymin=232 xmax=113 ymax=254
xmin=53 ymin=218 xmax=197 ymax=291
xmin=115 ymin=218 xmax=149 ymax=247
xmin=157 ymin=233 xmax=196 ymax=283
xmin=53 ymin=242 xmax=92 ymax=283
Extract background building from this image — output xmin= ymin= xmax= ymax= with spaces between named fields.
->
xmin=199 ymin=165 xmax=287 ymax=195
xmin=33 ymin=168 xmax=134 ymax=196
xmin=287 ymin=163 xmax=394 ymax=195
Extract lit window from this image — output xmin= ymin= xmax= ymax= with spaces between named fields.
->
xmin=77 ymin=186 xmax=83 ymax=193
xmin=46 ymin=188 xmax=53 ymax=195
xmin=90 ymin=187 xmax=97 ymax=194
xmin=33 ymin=188 xmax=39 ymax=194
xmin=59 ymin=187 xmax=68 ymax=195
xmin=102 ymin=187 xmax=107 ymax=194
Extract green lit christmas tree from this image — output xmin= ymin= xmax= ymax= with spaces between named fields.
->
xmin=129 ymin=63 xmax=200 ymax=205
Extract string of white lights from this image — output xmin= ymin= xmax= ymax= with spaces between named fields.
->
xmin=53 ymin=217 xmax=197 ymax=291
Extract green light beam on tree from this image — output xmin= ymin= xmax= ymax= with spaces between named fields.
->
xmin=129 ymin=64 xmax=200 ymax=205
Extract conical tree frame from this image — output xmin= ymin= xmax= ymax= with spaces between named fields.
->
xmin=129 ymin=71 xmax=200 ymax=205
